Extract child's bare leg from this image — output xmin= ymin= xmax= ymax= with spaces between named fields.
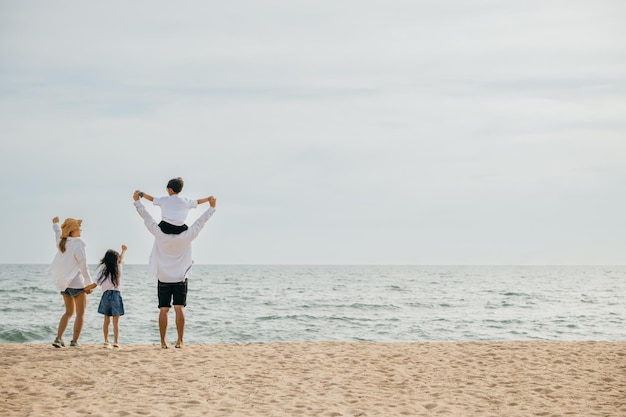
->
xmin=103 ymin=315 xmax=111 ymax=344
xmin=112 ymin=315 xmax=120 ymax=345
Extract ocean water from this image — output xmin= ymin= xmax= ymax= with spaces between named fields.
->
xmin=1 ymin=264 xmax=624 ymax=345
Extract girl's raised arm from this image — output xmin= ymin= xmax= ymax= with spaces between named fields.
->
xmin=119 ymin=245 xmax=127 ymax=264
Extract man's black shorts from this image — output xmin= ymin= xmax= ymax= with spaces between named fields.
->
xmin=158 ymin=279 xmax=188 ymax=308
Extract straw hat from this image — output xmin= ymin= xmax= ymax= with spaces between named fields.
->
xmin=61 ymin=218 xmax=82 ymax=238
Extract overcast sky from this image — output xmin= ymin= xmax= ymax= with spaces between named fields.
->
xmin=1 ymin=0 xmax=625 ymax=265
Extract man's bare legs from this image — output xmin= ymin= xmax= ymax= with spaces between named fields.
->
xmin=159 ymin=306 xmax=184 ymax=348
xmin=174 ymin=305 xmax=185 ymax=348
xmin=159 ymin=307 xmax=170 ymax=348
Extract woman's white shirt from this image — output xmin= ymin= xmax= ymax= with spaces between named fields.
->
xmin=47 ymin=223 xmax=94 ymax=291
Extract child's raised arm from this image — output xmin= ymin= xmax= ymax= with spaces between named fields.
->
xmin=197 ymin=196 xmax=213 ymax=205
xmin=138 ymin=190 xmax=154 ymax=202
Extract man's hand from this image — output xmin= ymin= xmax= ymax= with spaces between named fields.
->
xmin=133 ymin=190 xmax=141 ymax=201
xmin=52 ymin=216 xmax=59 ymax=223
xmin=208 ymin=196 xmax=216 ymax=208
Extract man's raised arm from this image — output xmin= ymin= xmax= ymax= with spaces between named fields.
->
xmin=186 ymin=196 xmax=217 ymax=240
xmin=133 ymin=190 xmax=161 ymax=236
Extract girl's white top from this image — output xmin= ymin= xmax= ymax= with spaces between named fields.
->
xmin=97 ymin=264 xmax=123 ymax=292
xmin=46 ymin=223 xmax=94 ymax=291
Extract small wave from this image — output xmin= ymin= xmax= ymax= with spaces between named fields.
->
xmin=295 ymin=302 xmax=399 ymax=310
xmin=580 ymin=295 xmax=595 ymax=304
xmin=346 ymin=303 xmax=400 ymax=310
xmin=404 ymin=302 xmax=432 ymax=308
xmin=483 ymin=319 xmax=524 ymax=325
xmin=256 ymin=314 xmax=317 ymax=321
xmin=0 ymin=326 xmax=55 ymax=343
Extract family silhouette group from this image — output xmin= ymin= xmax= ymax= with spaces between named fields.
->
xmin=46 ymin=177 xmax=217 ymax=349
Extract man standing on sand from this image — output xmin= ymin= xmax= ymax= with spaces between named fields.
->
xmin=133 ymin=190 xmax=217 ymax=349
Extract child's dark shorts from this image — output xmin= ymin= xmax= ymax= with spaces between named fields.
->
xmin=158 ymin=221 xmax=188 ymax=235
xmin=158 ymin=279 xmax=188 ymax=308
xmin=98 ymin=290 xmax=125 ymax=316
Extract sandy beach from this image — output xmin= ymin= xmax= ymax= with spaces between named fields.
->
xmin=1 ymin=341 xmax=624 ymax=416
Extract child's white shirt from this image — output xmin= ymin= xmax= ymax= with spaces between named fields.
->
xmin=153 ymin=195 xmax=198 ymax=226
xmin=98 ymin=264 xmax=123 ymax=292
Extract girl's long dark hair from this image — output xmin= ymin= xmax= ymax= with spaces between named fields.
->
xmin=97 ymin=249 xmax=120 ymax=287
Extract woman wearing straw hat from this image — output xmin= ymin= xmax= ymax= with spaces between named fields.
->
xmin=47 ymin=216 xmax=97 ymax=348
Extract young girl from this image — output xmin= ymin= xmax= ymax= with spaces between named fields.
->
xmin=96 ymin=245 xmax=127 ymax=349
xmin=47 ymin=216 xmax=97 ymax=349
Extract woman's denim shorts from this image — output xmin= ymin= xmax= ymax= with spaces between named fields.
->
xmin=60 ymin=288 xmax=84 ymax=297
